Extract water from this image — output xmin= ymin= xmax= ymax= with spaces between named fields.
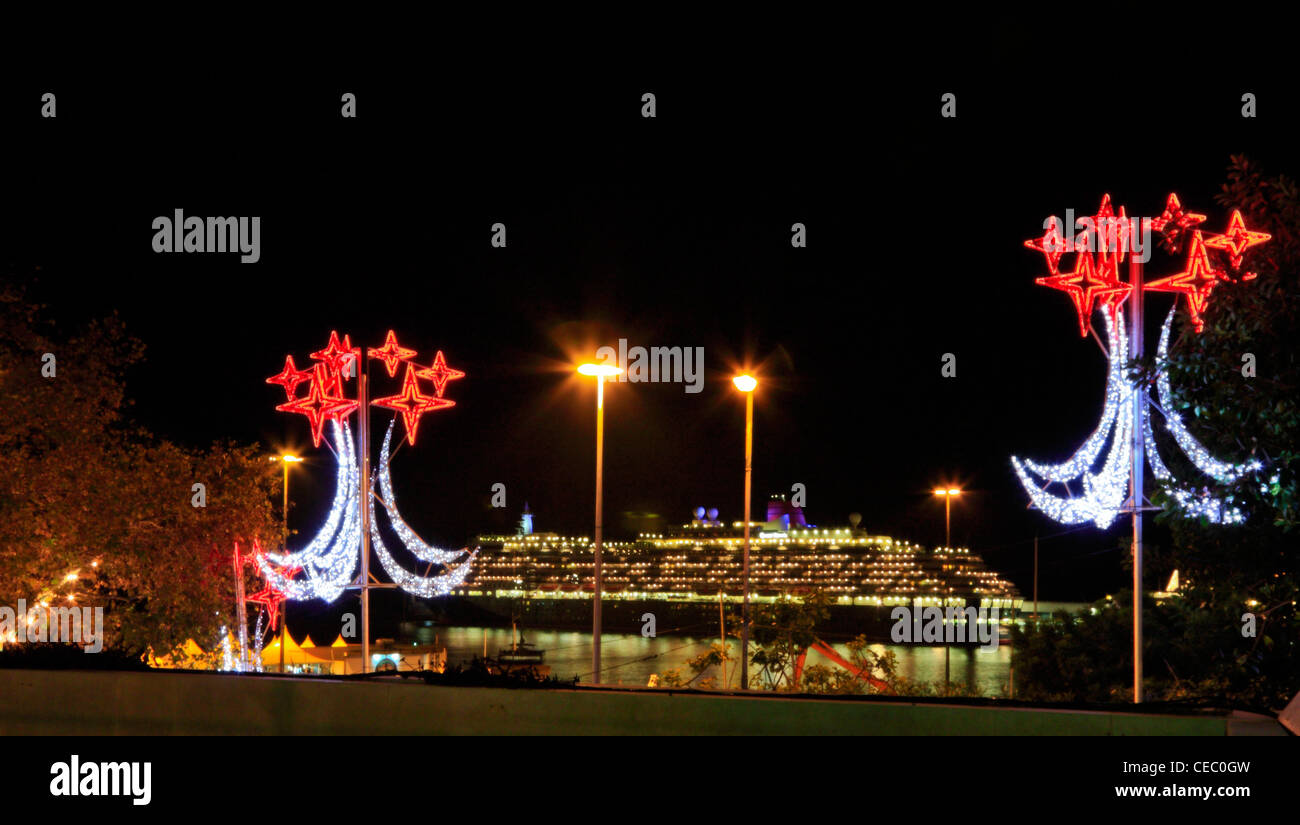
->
xmin=436 ymin=626 xmax=1011 ymax=695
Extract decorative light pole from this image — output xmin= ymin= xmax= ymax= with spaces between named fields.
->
xmin=1013 ymin=193 xmax=1272 ymax=703
xmin=732 ymin=373 xmax=757 ymax=690
xmin=262 ymin=331 xmax=471 ymax=675
xmin=578 ymin=362 xmax=623 ymax=684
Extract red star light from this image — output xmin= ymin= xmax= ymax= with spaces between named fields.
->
xmin=1094 ymin=246 xmax=1133 ymax=312
xmin=415 ymin=350 xmax=466 ymax=397
xmin=371 ymin=364 xmax=453 ymax=445
xmin=1024 ymin=219 xmax=1068 ymax=274
xmin=310 ymin=330 xmax=360 ymax=377
xmin=1036 ymin=251 xmax=1128 ymax=337
xmin=266 ymin=355 xmax=313 ymax=399
xmin=1203 ymin=209 xmax=1271 ymax=270
xmin=276 ymin=369 xmax=355 ymax=447
xmin=1145 ymin=231 xmax=1224 ymax=333
xmin=1149 ymin=193 xmax=1206 ymax=250
xmin=247 ymin=584 xmax=287 ymax=630
xmin=368 ymin=330 xmax=418 ymax=378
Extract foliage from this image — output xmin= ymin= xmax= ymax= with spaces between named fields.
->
xmin=1012 ymin=589 xmax=1295 ymax=708
xmin=0 ymin=284 xmax=280 ymax=659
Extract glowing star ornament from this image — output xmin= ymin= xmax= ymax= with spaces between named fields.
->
xmin=368 ymin=330 xmax=418 ymax=378
xmin=415 ymin=350 xmax=466 ymax=397
xmin=371 ymin=364 xmax=453 ymax=445
xmin=246 ymin=583 xmax=287 ymax=630
xmin=1035 ymin=248 xmax=1129 ymax=337
xmin=1145 ymin=231 xmax=1224 ymax=333
xmin=1149 ymin=192 xmax=1206 ymax=250
xmin=266 ymin=355 xmax=314 ymax=399
xmin=1202 ymin=209 xmax=1271 ymax=270
xmin=275 ymin=373 xmax=336 ymax=447
xmin=1024 ymin=221 xmax=1068 ymax=274
xmin=311 ymin=330 xmax=360 ymax=377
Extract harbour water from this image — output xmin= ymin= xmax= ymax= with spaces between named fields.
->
xmin=435 ymin=625 xmax=1012 ymax=695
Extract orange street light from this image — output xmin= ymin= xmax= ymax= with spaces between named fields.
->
xmin=577 ymin=362 xmax=624 ymax=683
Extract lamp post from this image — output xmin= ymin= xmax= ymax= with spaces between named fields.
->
xmin=932 ymin=487 xmax=960 ymax=691
xmin=578 ymin=362 xmax=623 ymax=684
xmin=732 ymin=374 xmax=757 ymax=690
xmin=273 ymin=454 xmax=302 ymax=673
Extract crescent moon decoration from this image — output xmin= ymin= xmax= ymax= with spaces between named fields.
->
xmin=1013 ymin=194 xmax=1275 ymax=530
xmin=260 ymin=330 xmax=472 ymax=603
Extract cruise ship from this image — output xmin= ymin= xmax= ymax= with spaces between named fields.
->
xmin=447 ymin=500 xmax=1021 ymax=636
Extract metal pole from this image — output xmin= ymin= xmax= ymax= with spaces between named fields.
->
xmin=359 ymin=349 xmax=371 ymax=675
xmin=1129 ymin=247 xmax=1145 ymax=703
xmin=945 ymin=495 xmax=951 ymax=547
xmin=592 ymin=376 xmax=605 ymax=684
xmin=943 ymin=493 xmax=950 ymax=692
xmin=280 ymin=462 xmax=288 ymax=674
xmin=719 ymin=590 xmax=727 ymax=688
xmin=740 ymin=391 xmax=753 ymax=691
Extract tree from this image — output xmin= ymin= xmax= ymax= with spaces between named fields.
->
xmin=0 ymin=284 xmax=279 ymax=659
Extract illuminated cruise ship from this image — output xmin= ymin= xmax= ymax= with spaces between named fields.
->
xmin=452 ymin=503 xmax=1021 ymax=623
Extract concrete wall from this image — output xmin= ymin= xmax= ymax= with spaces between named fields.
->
xmin=0 ymin=668 xmax=1274 ymax=735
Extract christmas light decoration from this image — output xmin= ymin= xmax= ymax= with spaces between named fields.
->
xmin=371 ymin=363 xmax=453 ymax=446
xmin=266 ymin=332 xmax=470 ymax=616
xmin=1149 ymin=192 xmax=1206 ymax=250
xmin=1202 ymin=209 xmax=1271 ymax=271
xmin=1023 ymin=221 xmax=1067 ymax=274
xmin=368 ymin=329 xmax=418 ymax=378
xmin=1144 ymin=231 xmax=1223 ymax=333
xmin=310 ymin=330 xmax=360 ymax=376
xmin=375 ymin=422 xmax=468 ymax=565
xmin=416 ymin=350 xmax=465 ymax=397
xmin=1014 ymin=193 xmax=1268 ymax=529
xmin=266 ymin=355 xmax=314 ymax=399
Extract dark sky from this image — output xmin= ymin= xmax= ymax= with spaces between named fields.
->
xmin=7 ymin=39 xmax=1298 ymax=604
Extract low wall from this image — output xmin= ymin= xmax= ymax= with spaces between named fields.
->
xmin=0 ymin=668 xmax=1278 ymax=735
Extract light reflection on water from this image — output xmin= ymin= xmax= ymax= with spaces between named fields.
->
xmin=436 ymin=626 xmax=1011 ymax=695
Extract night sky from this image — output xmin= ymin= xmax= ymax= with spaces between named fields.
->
xmin=8 ymin=42 xmax=1299 ymax=607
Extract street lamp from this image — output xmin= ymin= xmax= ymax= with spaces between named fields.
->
xmin=932 ymin=486 xmax=961 ymax=691
xmin=274 ymin=454 xmax=303 ymax=672
xmin=577 ymin=362 xmax=623 ymax=684
xmin=732 ymin=373 xmax=757 ymax=690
